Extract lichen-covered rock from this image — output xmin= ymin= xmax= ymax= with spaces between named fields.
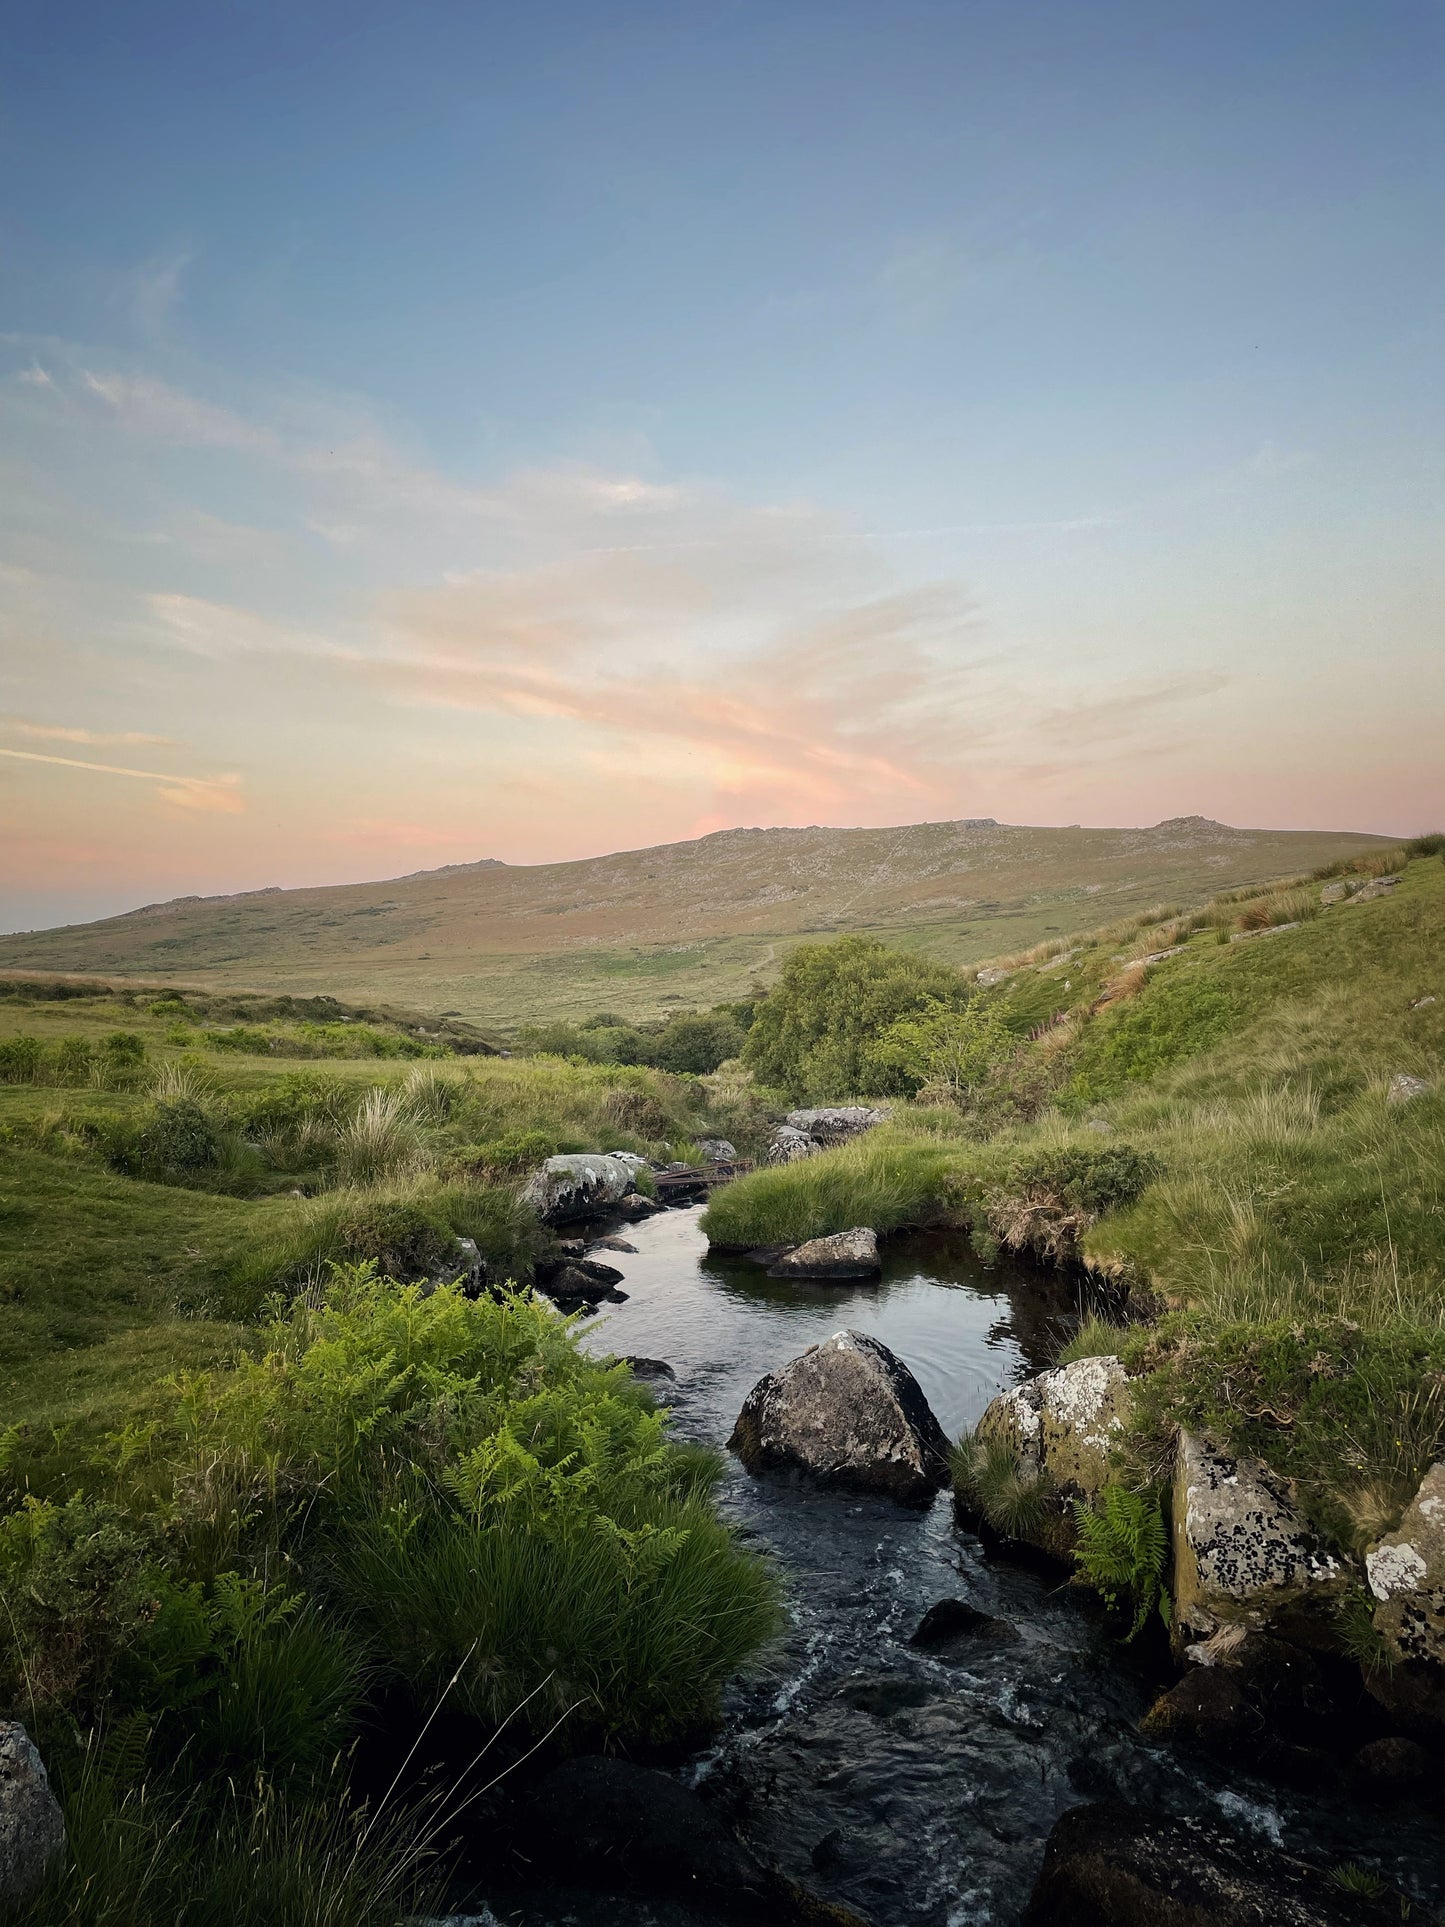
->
xmin=519 ymin=1153 xmax=642 ymax=1223
xmin=968 ymin=1355 xmax=1130 ymax=1557
xmin=1386 ymin=1071 xmax=1431 ymax=1107
xmin=1350 ymin=874 xmax=1401 ymax=904
xmin=694 ymin=1137 xmax=738 ymax=1164
xmin=784 ymin=1106 xmax=888 ymax=1143
xmin=765 ymin=1124 xmax=823 ymax=1165
xmin=1366 ymin=1460 xmax=1445 ymax=1663
xmin=728 ymin=1329 xmax=950 ymax=1504
xmin=767 ymin=1226 xmax=880 ymax=1280
xmin=979 ymin=1355 xmax=1130 ymax=1495
xmin=1022 ymin=1800 xmax=1402 ymax=1927
xmin=0 ymin=1721 xmax=66 ymax=1911
xmin=1172 ymin=1432 xmax=1351 ymax=1645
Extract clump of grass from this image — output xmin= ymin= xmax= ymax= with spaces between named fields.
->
xmin=332 ymin=1086 xmax=423 ymax=1185
xmin=951 ymin=1431 xmax=1053 ymax=1540
xmin=1058 ymin=1316 xmax=1132 ymax=1365
xmin=700 ymin=1128 xmax=958 ymax=1246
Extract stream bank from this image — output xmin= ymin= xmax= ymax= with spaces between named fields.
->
xmin=456 ymin=1206 xmax=1445 ymax=1927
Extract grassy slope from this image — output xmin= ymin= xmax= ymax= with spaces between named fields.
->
xmin=0 ymin=818 xmax=1389 ymax=1027
xmin=0 ymin=990 xmax=713 ymax=1445
xmin=702 ymin=853 xmax=1445 ymax=1539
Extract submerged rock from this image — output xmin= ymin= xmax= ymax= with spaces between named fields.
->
xmin=0 ymin=1721 xmax=66 ymax=1911
xmin=1367 ymin=1459 xmax=1445 ymax=1663
xmin=520 ymin=1153 xmax=644 ymax=1223
xmin=1022 ymin=1800 xmax=1401 ymax=1926
xmin=514 ymin=1755 xmax=771 ymax=1910
xmin=1172 ymin=1431 xmax=1351 ymax=1646
xmin=729 ymin=1329 xmax=950 ymax=1505
xmin=768 ymin=1226 xmax=880 ymax=1280
xmin=908 ymin=1597 xmax=1019 ymax=1647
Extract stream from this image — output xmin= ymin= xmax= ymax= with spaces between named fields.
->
xmin=466 ymin=1203 xmax=1445 ymax=1926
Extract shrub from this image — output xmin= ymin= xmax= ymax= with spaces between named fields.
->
xmin=1066 ymin=974 xmax=1236 ymax=1103
xmin=0 ymin=1035 xmax=42 ymax=1083
xmin=744 ymin=936 xmax=969 ymax=1100
xmin=1404 ymin=832 xmax=1445 ymax=859
xmin=652 ymin=1011 xmax=746 ymax=1075
xmin=109 ymin=1099 xmax=223 ymax=1183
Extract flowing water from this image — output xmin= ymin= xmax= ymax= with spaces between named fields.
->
xmin=470 ymin=1203 xmax=1445 ymax=1926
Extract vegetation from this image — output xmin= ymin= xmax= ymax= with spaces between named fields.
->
xmin=1071 ymin=1485 xmax=1171 ymax=1639
xmin=705 ymin=843 xmax=1445 ymax=1565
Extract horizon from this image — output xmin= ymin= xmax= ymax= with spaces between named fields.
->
xmin=3 ymin=0 xmax=1442 ymax=935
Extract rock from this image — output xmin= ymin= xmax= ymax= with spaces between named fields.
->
xmin=1385 ymin=1071 xmax=1431 ymax=1106
xmin=1361 ymin=1655 xmax=1445 ymax=1736
xmin=1353 ymin=1735 xmax=1430 ymax=1791
xmin=1366 ymin=1459 xmax=1445 ymax=1662
xmin=975 ymin=967 xmax=1011 ymax=987
xmin=908 ymin=1598 xmax=1019 ymax=1647
xmin=1320 ymin=881 xmax=1353 ymax=905
xmin=0 ymin=1721 xmax=66 ymax=1911
xmin=616 ymin=1192 xmax=663 ymax=1220
xmin=620 ymin=1355 xmax=676 ymax=1382
xmin=1139 ymin=1669 xmax=1254 ymax=1755
xmin=519 ymin=1153 xmax=642 ymax=1223
xmin=767 ymin=1226 xmax=880 ymax=1280
xmin=1411 ymin=994 xmax=1437 ymax=1009
xmin=1229 ymin=921 xmax=1300 ymax=942
xmin=514 ymin=1755 xmax=771 ymax=1909
xmin=971 ymin=1355 xmax=1131 ymax=1554
xmin=1172 ymin=1432 xmax=1351 ymax=1646
xmin=729 ymin=1329 xmax=950 ymax=1505
xmin=538 ymin=1258 xmax=624 ymax=1304
xmin=1351 ymin=874 xmax=1401 ymax=903
xmin=1022 ymin=1800 xmax=1401 ymax=1926
xmin=766 ymin=1124 xmax=824 ymax=1165
xmin=695 ymin=1137 xmax=738 ymax=1164
xmin=1086 ymin=1116 xmax=1114 ymax=1133
xmin=588 ymin=1235 xmax=637 ymax=1253
xmin=785 ymin=1107 xmax=888 ymax=1143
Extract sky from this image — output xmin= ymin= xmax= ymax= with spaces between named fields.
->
xmin=1 ymin=0 xmax=1442 ymax=933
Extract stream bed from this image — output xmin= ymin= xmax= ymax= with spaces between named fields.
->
xmin=467 ymin=1203 xmax=1445 ymax=1926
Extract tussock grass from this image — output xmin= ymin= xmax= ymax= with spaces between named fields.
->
xmin=701 ymin=1127 xmax=960 ymax=1246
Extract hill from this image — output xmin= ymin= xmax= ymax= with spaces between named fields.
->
xmin=0 ymin=816 xmax=1391 ymax=1027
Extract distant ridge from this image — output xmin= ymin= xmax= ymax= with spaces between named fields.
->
xmin=0 ymin=816 xmax=1391 ymax=1027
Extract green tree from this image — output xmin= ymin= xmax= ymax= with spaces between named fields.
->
xmin=652 ymin=1011 xmax=745 ymax=1074
xmin=867 ymin=995 xmax=1016 ymax=1102
xmin=743 ymin=937 xmax=968 ymax=1099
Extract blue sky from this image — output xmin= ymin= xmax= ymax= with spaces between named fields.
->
xmin=1 ymin=0 xmax=1442 ymax=929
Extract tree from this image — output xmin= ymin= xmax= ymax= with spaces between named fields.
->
xmin=743 ymin=938 xmax=969 ymax=1100
xmin=867 ymin=996 xmax=1016 ymax=1103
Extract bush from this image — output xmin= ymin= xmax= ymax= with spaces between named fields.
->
xmin=1404 ymin=832 xmax=1445 ymax=859
xmin=652 ymin=1011 xmax=746 ymax=1075
xmin=109 ymin=1099 xmax=223 ymax=1183
xmin=744 ymin=937 xmax=969 ymax=1099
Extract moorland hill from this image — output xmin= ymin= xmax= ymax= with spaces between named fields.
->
xmin=0 ymin=815 xmax=1391 ymax=1026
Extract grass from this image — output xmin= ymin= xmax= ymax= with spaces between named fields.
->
xmin=704 ymin=848 xmax=1445 ymax=1554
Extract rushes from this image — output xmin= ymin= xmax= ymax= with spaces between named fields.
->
xmin=332 ymin=1086 xmax=423 ymax=1185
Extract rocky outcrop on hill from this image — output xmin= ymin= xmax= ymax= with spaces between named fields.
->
xmin=1172 ymin=1432 xmax=1351 ymax=1645
xmin=1022 ymin=1801 xmax=1402 ymax=1927
xmin=767 ymin=1227 xmax=880 ymax=1280
xmin=1367 ymin=1460 xmax=1445 ymax=1665
xmin=520 ymin=1152 xmax=648 ymax=1222
xmin=729 ymin=1330 xmax=949 ymax=1504
xmin=0 ymin=1722 xmax=65 ymax=1911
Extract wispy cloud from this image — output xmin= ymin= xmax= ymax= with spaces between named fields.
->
xmin=0 ymin=746 xmax=244 ymax=813
xmin=2 ymin=716 xmax=179 ymax=748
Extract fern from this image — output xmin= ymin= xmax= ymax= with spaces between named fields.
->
xmin=1072 ymin=1484 xmax=1170 ymax=1639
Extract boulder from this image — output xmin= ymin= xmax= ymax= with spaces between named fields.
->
xmin=1320 ymin=881 xmax=1353 ymax=905
xmin=513 ymin=1755 xmax=771 ymax=1910
xmin=1022 ymin=1800 xmax=1402 ymax=1927
xmin=1351 ymin=874 xmax=1401 ymax=904
xmin=0 ymin=1721 xmax=66 ymax=1911
xmin=765 ymin=1124 xmax=823 ymax=1165
xmin=620 ymin=1355 xmax=676 ymax=1382
xmin=767 ymin=1226 xmax=880 ymax=1280
xmin=969 ymin=1355 xmax=1131 ymax=1554
xmin=588 ymin=1235 xmax=637 ymax=1253
xmin=537 ymin=1256 xmax=625 ymax=1305
xmin=1139 ymin=1669 xmax=1255 ymax=1756
xmin=729 ymin=1330 xmax=950 ymax=1505
xmin=1172 ymin=1432 xmax=1351 ymax=1646
xmin=1385 ymin=1072 xmax=1431 ymax=1106
xmin=695 ymin=1137 xmax=738 ymax=1164
xmin=785 ymin=1106 xmax=888 ymax=1143
xmin=519 ymin=1154 xmax=642 ymax=1223
xmin=908 ymin=1597 xmax=1019 ymax=1647
xmin=1353 ymin=1735 xmax=1430 ymax=1793
xmin=1366 ymin=1459 xmax=1445 ymax=1663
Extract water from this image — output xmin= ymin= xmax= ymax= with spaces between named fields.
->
xmin=483 ymin=1205 xmax=1445 ymax=1926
